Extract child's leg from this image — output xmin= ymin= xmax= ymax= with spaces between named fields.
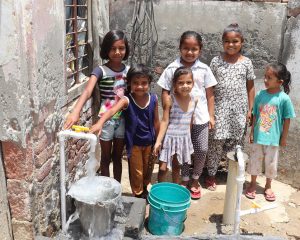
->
xmin=129 ymin=145 xmax=144 ymax=196
xmin=111 ymin=118 xmax=126 ymax=182
xmin=245 ymin=143 xmax=264 ymax=199
xmin=172 ymin=155 xmax=181 ymax=184
xmin=191 ymin=123 xmax=209 ymax=189
xmin=112 ymin=138 xmax=125 ymax=182
xmin=142 ymin=146 xmax=153 ymax=189
xmin=99 ymin=140 xmax=113 ymax=177
xmin=158 ymin=161 xmax=168 ymax=182
xmin=264 ymin=146 xmax=279 ymax=201
xmin=206 ymin=138 xmax=225 ymax=190
xmin=181 ymin=163 xmax=190 ymax=186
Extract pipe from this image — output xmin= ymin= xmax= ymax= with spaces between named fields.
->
xmin=58 ymin=130 xmax=97 ymax=233
xmin=222 ymin=158 xmax=238 ymax=224
xmin=240 ymin=203 xmax=277 ymax=216
xmin=233 ymin=145 xmax=246 ymax=236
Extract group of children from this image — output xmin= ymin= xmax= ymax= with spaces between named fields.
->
xmin=64 ymin=24 xmax=295 ymax=202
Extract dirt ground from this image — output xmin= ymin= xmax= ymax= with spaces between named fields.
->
xmin=119 ymin=160 xmax=300 ymax=240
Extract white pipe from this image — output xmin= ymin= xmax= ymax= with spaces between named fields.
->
xmin=240 ymin=203 xmax=277 ymax=216
xmin=223 ymin=159 xmax=238 ymax=224
xmin=58 ymin=130 xmax=97 ymax=233
xmin=233 ymin=145 xmax=246 ymax=236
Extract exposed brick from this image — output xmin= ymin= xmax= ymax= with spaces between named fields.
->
xmin=288 ymin=7 xmax=300 ymax=17
xmin=36 ymin=159 xmax=53 ymax=182
xmin=35 ymin=144 xmax=55 ymax=168
xmin=12 ymin=219 xmax=34 ymax=240
xmin=2 ymin=141 xmax=34 ymax=180
xmin=7 ymin=180 xmax=32 ymax=221
xmin=33 ymin=133 xmax=48 ymax=156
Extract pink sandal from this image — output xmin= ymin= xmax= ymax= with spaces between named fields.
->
xmin=245 ymin=188 xmax=256 ymax=199
xmin=190 ymin=187 xmax=201 ymax=200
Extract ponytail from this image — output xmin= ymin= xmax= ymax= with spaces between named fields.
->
xmin=267 ymin=62 xmax=291 ymax=94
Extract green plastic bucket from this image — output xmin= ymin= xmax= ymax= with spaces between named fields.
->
xmin=147 ymin=182 xmax=191 ymax=235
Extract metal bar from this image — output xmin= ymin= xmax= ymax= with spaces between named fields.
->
xmin=66 ymin=29 xmax=87 ymax=36
xmin=66 ymin=54 xmax=88 ymax=64
xmin=67 ymin=66 xmax=89 ymax=77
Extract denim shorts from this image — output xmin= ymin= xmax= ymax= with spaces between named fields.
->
xmin=100 ymin=117 xmax=125 ymax=141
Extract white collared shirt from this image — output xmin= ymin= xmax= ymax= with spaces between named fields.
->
xmin=157 ymin=58 xmax=217 ymax=124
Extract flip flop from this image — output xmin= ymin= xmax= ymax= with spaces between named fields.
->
xmin=190 ymin=187 xmax=201 ymax=200
xmin=245 ymin=188 xmax=256 ymax=199
xmin=205 ymin=177 xmax=217 ymax=191
xmin=264 ymin=190 xmax=276 ymax=202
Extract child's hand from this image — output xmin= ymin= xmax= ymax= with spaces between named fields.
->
xmin=249 ymin=133 xmax=254 ymax=144
xmin=209 ymin=117 xmax=215 ymax=129
xmin=247 ymin=111 xmax=253 ymax=127
xmin=153 ymin=142 xmax=162 ymax=156
xmin=89 ymin=122 xmax=103 ymax=136
xmin=280 ymin=137 xmax=287 ymax=147
xmin=64 ymin=112 xmax=80 ymax=129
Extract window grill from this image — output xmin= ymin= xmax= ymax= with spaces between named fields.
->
xmin=65 ymin=0 xmax=91 ymax=89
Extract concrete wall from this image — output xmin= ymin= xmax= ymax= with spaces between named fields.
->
xmin=0 ymin=0 xmax=109 ymax=238
xmin=110 ymin=0 xmax=300 ymax=188
xmin=279 ymin=0 xmax=300 ymax=188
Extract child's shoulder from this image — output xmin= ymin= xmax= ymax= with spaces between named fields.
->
xmin=165 ymin=58 xmax=181 ymax=70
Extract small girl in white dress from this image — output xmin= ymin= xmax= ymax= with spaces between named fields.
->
xmin=154 ymin=67 xmax=197 ymax=184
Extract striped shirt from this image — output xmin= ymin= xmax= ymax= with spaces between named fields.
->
xmin=91 ymin=64 xmax=130 ymax=118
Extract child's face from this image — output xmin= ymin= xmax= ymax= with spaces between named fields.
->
xmin=223 ymin=32 xmax=243 ymax=56
xmin=108 ymin=40 xmax=126 ymax=62
xmin=264 ymin=67 xmax=283 ymax=90
xmin=179 ymin=37 xmax=201 ymax=67
xmin=130 ymin=76 xmax=150 ymax=96
xmin=174 ymin=73 xmax=194 ymax=96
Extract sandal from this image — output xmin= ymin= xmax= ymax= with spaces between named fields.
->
xmin=205 ymin=177 xmax=217 ymax=191
xmin=245 ymin=188 xmax=256 ymax=199
xmin=264 ymin=190 xmax=276 ymax=202
xmin=190 ymin=186 xmax=201 ymax=200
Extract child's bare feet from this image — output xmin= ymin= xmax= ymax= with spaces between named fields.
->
xmin=205 ymin=176 xmax=217 ymax=191
xmin=190 ymin=180 xmax=201 ymax=199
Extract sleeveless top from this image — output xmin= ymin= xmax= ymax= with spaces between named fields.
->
xmin=124 ymin=93 xmax=157 ymax=159
xmin=159 ymin=94 xmax=196 ymax=169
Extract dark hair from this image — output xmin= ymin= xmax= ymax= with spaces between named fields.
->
xmin=100 ymin=30 xmax=130 ymax=60
xmin=222 ymin=23 xmax=244 ymax=42
xmin=267 ymin=62 xmax=291 ymax=94
xmin=179 ymin=31 xmax=203 ymax=49
xmin=126 ymin=64 xmax=152 ymax=92
xmin=172 ymin=66 xmax=193 ymax=85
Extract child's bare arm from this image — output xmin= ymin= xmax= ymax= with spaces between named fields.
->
xmin=161 ymin=89 xmax=170 ymax=105
xmin=153 ymin=96 xmax=171 ymax=155
xmin=280 ymin=118 xmax=291 ymax=147
xmin=90 ymin=97 xmax=128 ymax=136
xmin=206 ymin=86 xmax=215 ymax=129
xmin=64 ymin=75 xmax=98 ymax=129
xmin=153 ymin=96 xmax=160 ymax=139
xmin=249 ymin=115 xmax=256 ymax=143
xmin=246 ymin=80 xmax=255 ymax=125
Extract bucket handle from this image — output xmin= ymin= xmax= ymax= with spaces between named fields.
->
xmin=160 ymin=206 xmax=185 ymax=225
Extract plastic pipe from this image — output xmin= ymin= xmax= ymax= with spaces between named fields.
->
xmin=223 ymin=158 xmax=238 ymax=224
xmin=240 ymin=203 xmax=277 ymax=216
xmin=58 ymin=130 xmax=97 ymax=233
xmin=233 ymin=145 xmax=246 ymax=236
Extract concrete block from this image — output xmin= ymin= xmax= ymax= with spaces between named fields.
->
xmin=122 ymin=196 xmax=146 ymax=239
